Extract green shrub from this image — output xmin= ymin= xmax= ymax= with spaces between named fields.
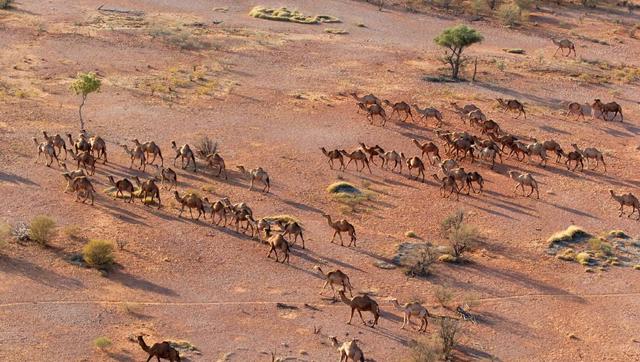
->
xmin=547 ymin=226 xmax=588 ymax=245
xmin=83 ymin=239 xmax=115 ymax=268
xmin=29 ymin=216 xmax=56 ymax=245
xmin=0 ymin=0 xmax=13 ymax=9
xmin=588 ymin=238 xmax=613 ymax=256
xmin=94 ymin=336 xmax=112 ymax=349
xmin=498 ymin=3 xmax=521 ymax=26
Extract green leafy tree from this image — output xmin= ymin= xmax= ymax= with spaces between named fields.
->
xmin=434 ymin=25 xmax=483 ymax=80
xmin=70 ymin=72 xmax=101 ymax=130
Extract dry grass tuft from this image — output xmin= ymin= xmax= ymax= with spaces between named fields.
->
xmin=547 ymin=225 xmax=589 ymax=245
xmin=249 ymin=6 xmax=340 ymax=24
xmin=29 ymin=216 xmax=56 ymax=245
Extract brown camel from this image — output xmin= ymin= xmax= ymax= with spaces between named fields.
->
xmin=107 ymin=175 xmax=135 ymax=203
xmin=67 ymin=133 xmax=91 ymax=153
xmin=277 ymin=220 xmax=305 ymax=249
xmin=133 ymin=139 xmax=163 ymax=166
xmin=571 ymin=144 xmax=606 ymax=172
xmin=380 ymin=150 xmax=406 ymax=172
xmin=592 ymin=99 xmax=623 ymax=122
xmin=338 ymin=290 xmax=380 ymax=327
xmin=357 ymin=103 xmax=387 ymax=126
xmin=137 ymin=336 xmax=181 ymax=362
xmin=63 ymin=174 xmax=96 ymax=205
xmin=121 ymin=143 xmax=146 ymax=171
xmin=133 ymin=176 xmax=162 ymax=209
xmin=358 ymin=142 xmax=385 ymax=165
xmin=266 ymin=233 xmax=290 ymax=263
xmin=329 ymin=336 xmax=365 ymax=362
xmin=450 ymin=102 xmax=480 ymax=121
xmin=205 ymin=152 xmax=227 ymax=179
xmin=497 ymin=98 xmax=526 ymax=119
xmin=42 ymin=131 xmax=67 ymax=159
xmin=566 ymin=102 xmax=585 ymax=121
xmin=609 ymin=189 xmax=640 ymax=219
xmin=33 ymin=138 xmax=60 ymax=167
xmin=552 ymin=38 xmax=576 ymax=57
xmin=432 ymin=173 xmax=460 ymax=200
xmin=174 ymin=191 xmax=206 ymax=220
xmin=562 ymin=150 xmax=584 ymax=171
xmin=207 ymin=197 xmax=230 ymax=226
xmin=314 ymin=266 xmax=354 ymax=298
xmin=411 ymin=139 xmax=440 ymax=163
xmin=350 ymin=92 xmax=381 ymax=106
xmin=383 ymin=99 xmax=414 ymax=122
xmin=406 ymin=156 xmax=426 ymax=182
xmin=68 ymin=149 xmax=96 ymax=175
xmin=88 ymin=135 xmax=107 ymax=164
xmin=323 ymin=214 xmax=357 ymax=247
xmin=320 ymin=147 xmax=345 ymax=170
xmin=340 ymin=149 xmax=372 ymax=174
xmin=60 ymin=162 xmax=86 ymax=192
xmin=151 ymin=165 xmax=178 ymax=190
xmin=171 ymin=141 xmax=197 ymax=172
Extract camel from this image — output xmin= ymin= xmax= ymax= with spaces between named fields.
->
xmin=358 ymin=142 xmax=385 ymax=165
xmin=450 ymin=102 xmax=480 ymax=121
xmin=121 ymin=144 xmax=146 ymax=171
xmin=60 ymin=162 xmax=86 ymax=192
xmin=236 ymin=165 xmax=270 ymax=192
xmin=443 ymin=167 xmax=470 ymax=194
xmin=507 ymin=141 xmax=528 ymax=161
xmin=472 ymin=144 xmax=500 ymax=169
xmin=205 ymin=152 xmax=227 ymax=179
xmin=526 ymin=141 xmax=548 ymax=167
xmin=562 ymin=150 xmax=584 ymax=171
xmin=320 ymin=147 xmax=345 ymax=170
xmin=151 ymin=165 xmax=178 ymax=190
xmin=350 ymin=92 xmax=381 ymax=107
xmin=467 ymin=109 xmax=487 ymax=128
xmin=389 ymin=298 xmax=431 ymax=332
xmin=314 ymin=266 xmax=353 ymax=298
xmin=340 ymin=149 xmax=372 ymax=174
xmin=266 ymin=233 xmax=290 ymax=263
xmin=466 ymin=171 xmax=484 ymax=194
xmin=440 ymin=158 xmax=459 ymax=173
xmin=411 ymin=139 xmax=440 ymax=163
xmin=107 ymin=175 xmax=135 ymax=203
xmin=552 ymin=38 xmax=576 ymax=57
xmin=88 ymin=135 xmax=107 ymax=164
xmin=541 ymin=139 xmax=564 ymax=163
xmin=277 ymin=220 xmax=305 ymax=249
xmin=207 ymin=198 xmax=230 ymax=226
xmin=137 ymin=336 xmax=181 ymax=362
xmin=245 ymin=216 xmax=275 ymax=242
xmin=566 ymin=102 xmax=585 ymax=121
xmin=489 ymin=132 xmax=518 ymax=153
xmin=412 ymin=104 xmax=443 ymax=127
xmin=63 ymin=174 xmax=96 ymax=205
xmin=338 ymin=290 xmax=380 ymax=327
xmin=171 ymin=141 xmax=197 ymax=172
xmin=329 ymin=336 xmax=365 ymax=362
xmin=432 ymin=174 xmax=460 ymax=200
xmin=357 ymin=103 xmax=387 ymax=126
xmin=592 ymin=99 xmax=623 ymax=122
xmin=174 ymin=191 xmax=206 ymax=220
xmin=571 ymin=144 xmax=606 ymax=172
xmin=323 ymin=214 xmax=357 ymax=247
xmin=480 ymin=119 xmax=501 ymax=135
xmin=42 ymin=131 xmax=67 ymax=159
xmin=68 ymin=149 xmax=96 ymax=175
xmin=383 ymin=99 xmax=414 ymax=122
xmin=133 ymin=176 xmax=162 ymax=209
xmin=406 ymin=156 xmax=426 ymax=182
xmin=609 ymin=189 xmax=640 ymax=219
xmin=508 ymin=170 xmax=539 ymax=199
xmin=133 ymin=139 xmax=163 ymax=166
xmin=496 ymin=98 xmax=526 ymax=119
xmin=380 ymin=150 xmax=406 ymax=172
xmin=67 ymin=133 xmax=91 ymax=153
xmin=33 ymin=138 xmax=60 ymax=167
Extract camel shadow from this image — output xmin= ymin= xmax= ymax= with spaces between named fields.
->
xmin=108 ymin=267 xmax=179 ymax=297
xmin=0 ymin=254 xmax=84 ymax=289
xmin=0 ymin=171 xmax=39 ymax=186
xmin=305 ymin=248 xmax=365 ymax=272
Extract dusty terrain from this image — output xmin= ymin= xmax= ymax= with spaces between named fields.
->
xmin=2 ymin=0 xmax=640 ymax=361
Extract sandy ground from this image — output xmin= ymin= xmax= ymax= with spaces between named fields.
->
xmin=1 ymin=0 xmax=640 ymax=361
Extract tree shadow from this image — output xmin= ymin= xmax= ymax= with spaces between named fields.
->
xmin=0 ymin=254 xmax=84 ymax=290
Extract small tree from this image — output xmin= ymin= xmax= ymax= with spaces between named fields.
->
xmin=70 ymin=72 xmax=101 ymax=131
xmin=441 ymin=210 xmax=480 ymax=260
xmin=439 ymin=318 xmax=459 ymax=360
xmin=434 ymin=25 xmax=483 ymax=80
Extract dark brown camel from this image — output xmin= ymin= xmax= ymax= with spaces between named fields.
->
xmin=138 ymin=336 xmax=181 ymax=362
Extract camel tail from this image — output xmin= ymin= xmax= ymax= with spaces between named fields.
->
xmin=137 ymin=336 xmax=151 ymax=353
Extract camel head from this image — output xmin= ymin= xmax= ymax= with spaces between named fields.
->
xmin=609 ymin=189 xmax=615 ymax=197
xmin=132 ymin=138 xmax=140 ymax=145
xmin=383 ymin=99 xmax=392 ymax=105
xmin=236 ymin=165 xmax=246 ymax=174
xmin=170 ymin=140 xmax=177 ymax=149
xmin=62 ymin=172 xmax=73 ymax=181
xmin=507 ymin=170 xmax=519 ymax=179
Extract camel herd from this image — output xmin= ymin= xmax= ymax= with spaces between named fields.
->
xmin=29 ymin=86 xmax=636 ymax=360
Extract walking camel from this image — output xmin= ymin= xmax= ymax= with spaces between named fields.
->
xmin=566 ymin=102 xmax=585 ymax=121
xmin=67 ymin=133 xmax=91 ymax=153
xmin=277 ymin=220 xmax=305 ymax=248
xmin=63 ymin=175 xmax=96 ymax=205
xmin=68 ymin=149 xmax=97 ymax=175
xmin=389 ymin=298 xmax=431 ymax=332
xmin=171 ymin=141 xmax=197 ymax=172
xmin=33 ymin=138 xmax=60 ymax=167
xmin=314 ymin=266 xmax=354 ymax=298
xmin=329 ymin=336 xmax=365 ymax=362
xmin=383 ymin=99 xmax=414 ymax=122
xmin=133 ymin=139 xmax=163 ymax=166
xmin=137 ymin=336 xmax=181 ymax=362
xmin=88 ymin=135 xmax=107 ymax=164
xmin=338 ymin=290 xmax=380 ymax=327
xmin=411 ymin=139 xmax=440 ymax=163
xmin=42 ymin=131 xmax=67 ymax=159
xmin=412 ymin=104 xmax=443 ymax=127
xmin=406 ymin=156 xmax=426 ymax=182
xmin=562 ymin=149 xmax=584 ymax=171
xmin=340 ymin=149 xmax=372 ymax=174
xmin=205 ymin=152 xmax=227 ymax=179
xmin=320 ymin=147 xmax=345 ymax=170
xmin=609 ymin=190 xmax=640 ymax=219
xmin=133 ymin=176 xmax=161 ymax=208
xmin=357 ymin=103 xmax=387 ymax=126
xmin=508 ymin=170 xmax=539 ymax=198
xmin=380 ymin=150 xmax=406 ymax=172
xmin=592 ymin=99 xmax=623 ymax=122
xmin=432 ymin=174 xmax=460 ymax=200
xmin=571 ymin=144 xmax=606 ymax=172
xmin=358 ymin=142 xmax=385 ymax=165
xmin=266 ymin=233 xmax=290 ymax=263
xmin=107 ymin=175 xmax=135 ymax=203
xmin=236 ymin=166 xmax=270 ymax=192
xmin=350 ymin=92 xmax=381 ymax=107
xmin=497 ymin=98 xmax=526 ymax=119
xmin=150 ymin=165 xmax=178 ymax=190
xmin=174 ymin=191 xmax=206 ymax=220
xmin=323 ymin=214 xmax=357 ymax=247
xmin=121 ymin=143 xmax=146 ymax=171
xmin=552 ymin=38 xmax=576 ymax=57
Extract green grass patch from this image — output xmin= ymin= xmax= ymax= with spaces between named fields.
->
xmin=587 ymin=237 xmax=613 ymax=256
xmin=94 ymin=336 xmax=112 ymax=349
xmin=547 ymin=225 xmax=589 ymax=246
xmin=249 ymin=6 xmax=340 ymax=24
xmin=327 ymin=181 xmax=373 ymax=213
xmin=556 ymin=248 xmax=576 ymax=261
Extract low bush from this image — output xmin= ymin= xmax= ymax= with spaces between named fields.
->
xmin=94 ymin=336 xmax=112 ymax=349
xmin=405 ymin=231 xmax=418 ymax=238
xmin=497 ymin=3 xmax=521 ymax=26
xmin=0 ymin=0 xmax=13 ymax=9
xmin=440 ymin=318 xmax=459 ymax=360
xmin=547 ymin=225 xmax=589 ymax=246
xmin=29 ymin=216 xmax=56 ymax=245
xmin=575 ymin=251 xmax=591 ymax=266
xmin=409 ymin=337 xmax=440 ymax=362
xmin=435 ymin=286 xmax=454 ymax=306
xmin=83 ymin=239 xmax=115 ymax=268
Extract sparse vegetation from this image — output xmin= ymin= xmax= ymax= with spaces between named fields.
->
xmin=249 ymin=6 xmax=340 ymax=24
xmin=0 ymin=0 xmax=13 ymax=9
xmin=63 ymin=225 xmax=82 ymax=241
xmin=434 ymin=25 xmax=483 ymax=80
xmin=405 ymin=231 xmax=418 ymax=238
xmin=196 ymin=135 xmax=218 ymax=158
xmin=11 ymin=222 xmax=30 ymax=242
xmin=498 ymin=3 xmax=522 ymax=26
xmin=264 ymin=215 xmax=301 ymax=225
xmin=0 ymin=222 xmax=9 ymax=249
xmin=94 ymin=336 xmax=112 ymax=349
xmin=441 ymin=211 xmax=480 ymax=260
xmin=588 ymin=237 xmax=613 ymax=256
xmin=29 ymin=216 xmax=56 ymax=246
xmin=575 ymin=251 xmax=592 ymax=266
xmin=409 ymin=337 xmax=440 ymax=362
xmin=439 ymin=318 xmax=459 ymax=360
xmin=547 ymin=225 xmax=589 ymax=246
xmin=327 ymin=181 xmax=372 ymax=213
xmin=435 ymin=286 xmax=454 ymax=306
xmin=325 ymin=28 xmax=348 ymax=35
xmin=405 ymin=247 xmax=437 ymax=277
xmin=70 ymin=72 xmax=101 ymax=130
xmin=608 ymin=230 xmax=628 ymax=238
xmin=83 ymin=239 xmax=115 ymax=269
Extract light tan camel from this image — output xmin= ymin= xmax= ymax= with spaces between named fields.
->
xmin=339 ymin=290 xmax=380 ymax=327
xmin=88 ymin=135 xmax=107 ymax=164
xmin=236 ymin=165 xmax=270 ymax=192
xmin=67 ymin=133 xmax=91 ymax=153
xmin=320 ymin=147 xmax=345 ymax=170
xmin=323 ymin=214 xmax=357 ymax=247
xmin=526 ymin=141 xmax=548 ymax=167
xmin=412 ymin=104 xmax=443 ymax=127
xmin=314 ymin=266 xmax=353 ymax=298
xmin=380 ymin=150 xmax=406 ymax=172
xmin=411 ymin=139 xmax=440 ymax=163
xmin=471 ymin=144 xmax=500 ymax=169
xmin=350 ymin=92 xmax=381 ymax=106
xmin=358 ymin=142 xmax=385 ymax=165
xmin=566 ymin=102 xmax=585 ymax=121
xmin=592 ymin=99 xmax=623 ymax=122
xmin=571 ymin=144 xmax=606 ymax=172
xmin=133 ymin=176 xmax=161 ymax=209
xmin=609 ymin=189 xmax=640 ymax=219
xmin=497 ymin=98 xmax=526 ymax=119
xmin=121 ymin=144 xmax=146 ymax=171
xmin=205 ymin=153 xmax=227 ymax=179
xmin=132 ymin=139 xmax=163 ymax=166
xmin=174 ymin=191 xmax=205 ymax=220
xmin=207 ymin=198 xmax=230 ymax=226
xmin=340 ymin=149 xmax=372 ymax=174
xmin=42 ymin=131 xmax=67 ymax=159
xmin=266 ymin=233 xmax=290 ymax=263
xmin=329 ymin=336 xmax=365 ymax=362
xmin=406 ymin=156 xmax=426 ymax=182
xmin=541 ymin=139 xmax=564 ymax=163
xmin=171 ymin=141 xmax=197 ymax=172
xmin=450 ymin=102 xmax=480 ymax=121
xmin=33 ymin=138 xmax=60 ymax=167
xmin=150 ymin=165 xmax=178 ymax=190
xmin=60 ymin=162 xmax=86 ymax=192
xmin=107 ymin=175 xmax=135 ymax=203
xmin=508 ymin=170 xmax=539 ymax=198
xmin=383 ymin=99 xmax=414 ymax=122
xmin=277 ymin=220 xmax=305 ymax=249
xmin=389 ymin=298 xmax=431 ymax=332
xmin=552 ymin=38 xmax=576 ymax=57
xmin=63 ymin=175 xmax=96 ymax=205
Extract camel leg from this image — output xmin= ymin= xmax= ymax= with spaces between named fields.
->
xmin=365 ymin=160 xmax=372 ymax=174
xmin=331 ymin=230 xmax=337 ymax=243
xmin=319 ymin=281 xmax=329 ymax=295
xmin=348 ymin=308 xmax=355 ymax=324
xmin=357 ymin=310 xmax=367 ymax=325
xmin=619 ymin=204 xmax=625 ymax=217
xmin=401 ymin=314 xmax=407 ymax=329
xmin=338 ymin=232 xmax=344 ymax=246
